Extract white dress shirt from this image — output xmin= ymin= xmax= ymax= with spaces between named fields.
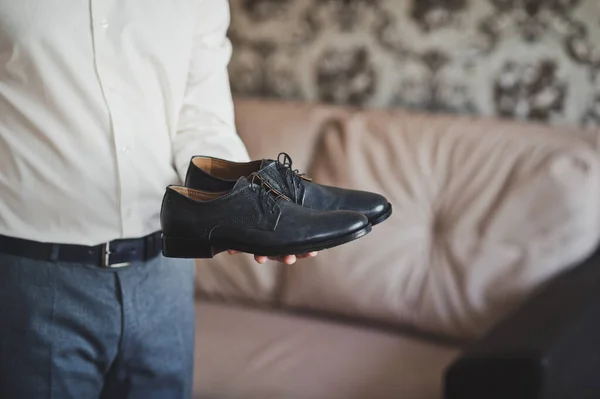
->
xmin=0 ymin=0 xmax=250 ymax=245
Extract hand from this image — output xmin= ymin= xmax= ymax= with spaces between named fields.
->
xmin=227 ymin=250 xmax=318 ymax=265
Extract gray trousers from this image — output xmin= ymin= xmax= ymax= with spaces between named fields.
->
xmin=0 ymin=252 xmax=195 ymax=399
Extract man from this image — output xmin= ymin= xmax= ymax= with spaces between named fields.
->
xmin=0 ymin=1 xmax=315 ymax=397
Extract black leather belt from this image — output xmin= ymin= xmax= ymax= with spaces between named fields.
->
xmin=0 ymin=231 xmax=162 ymax=268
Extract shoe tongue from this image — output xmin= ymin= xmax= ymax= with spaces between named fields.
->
xmin=233 ymin=176 xmax=251 ymax=190
xmin=260 ymin=159 xmax=276 ymax=169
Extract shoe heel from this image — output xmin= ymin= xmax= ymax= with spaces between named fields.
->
xmin=162 ymin=237 xmax=214 ymax=259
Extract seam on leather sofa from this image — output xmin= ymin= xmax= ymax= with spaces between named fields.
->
xmin=195 ymin=296 xmax=469 ymax=349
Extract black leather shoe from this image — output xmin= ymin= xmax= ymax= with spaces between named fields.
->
xmin=160 ymin=176 xmax=371 ymax=258
xmin=185 ymin=153 xmax=392 ymax=226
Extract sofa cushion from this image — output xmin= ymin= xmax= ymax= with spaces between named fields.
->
xmin=232 ymin=98 xmax=347 ymax=171
xmin=194 ymin=99 xmax=346 ymax=304
xmin=195 ymin=254 xmax=281 ymax=303
xmin=280 ymin=109 xmax=600 ymax=340
xmin=193 ymin=302 xmax=459 ymax=399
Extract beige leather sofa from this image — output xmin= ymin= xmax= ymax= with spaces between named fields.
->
xmin=191 ymin=98 xmax=600 ymax=399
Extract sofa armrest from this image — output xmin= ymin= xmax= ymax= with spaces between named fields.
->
xmin=445 ymin=246 xmax=600 ymax=399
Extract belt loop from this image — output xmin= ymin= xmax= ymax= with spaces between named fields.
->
xmin=50 ymin=244 xmax=60 ymax=262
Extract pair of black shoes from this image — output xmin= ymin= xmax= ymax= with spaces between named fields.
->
xmin=160 ymin=153 xmax=392 ymax=258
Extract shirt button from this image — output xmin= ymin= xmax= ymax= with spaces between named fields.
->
xmin=121 ymin=146 xmax=131 ymax=154
xmin=100 ymin=20 xmax=109 ymax=29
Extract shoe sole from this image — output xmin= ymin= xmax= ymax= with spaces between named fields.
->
xmin=162 ymin=224 xmax=372 ymax=259
xmin=369 ymin=203 xmax=393 ymax=226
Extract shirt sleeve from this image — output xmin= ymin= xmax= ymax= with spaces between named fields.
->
xmin=172 ymin=0 xmax=250 ymax=183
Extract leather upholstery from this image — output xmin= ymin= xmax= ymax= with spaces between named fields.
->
xmin=194 ymin=302 xmax=460 ymax=399
xmin=286 ymin=108 xmax=600 ymax=340
xmin=193 ymin=98 xmax=600 ymax=398
xmin=197 ymin=99 xmax=600 ymax=339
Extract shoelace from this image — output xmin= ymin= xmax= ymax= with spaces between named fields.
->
xmin=275 ymin=152 xmax=311 ymax=202
xmin=249 ymin=172 xmax=290 ymax=214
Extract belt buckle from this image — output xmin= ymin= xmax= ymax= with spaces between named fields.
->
xmin=102 ymin=242 xmax=131 ymax=268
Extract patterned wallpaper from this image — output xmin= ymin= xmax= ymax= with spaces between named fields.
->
xmin=227 ymin=0 xmax=600 ymax=127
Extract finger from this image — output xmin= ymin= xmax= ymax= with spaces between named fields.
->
xmin=268 ymin=255 xmax=297 ymax=264
xmin=283 ymin=255 xmax=297 ymax=264
xmin=254 ymin=255 xmax=268 ymax=264
xmin=227 ymin=250 xmax=240 ymax=255
xmin=297 ymin=252 xmax=318 ymax=259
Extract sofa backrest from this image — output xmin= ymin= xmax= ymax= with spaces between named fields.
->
xmin=195 ymin=98 xmax=600 ymax=340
